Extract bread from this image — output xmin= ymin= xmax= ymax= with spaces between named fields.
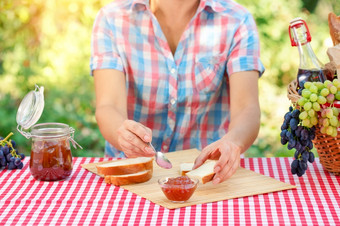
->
xmin=185 ymin=160 xmax=217 ymax=184
xmin=328 ymin=12 xmax=340 ymax=46
xmin=104 ymin=169 xmax=153 ymax=186
xmin=180 ymin=162 xmax=194 ymax=176
xmin=96 ymin=157 xmax=153 ymax=176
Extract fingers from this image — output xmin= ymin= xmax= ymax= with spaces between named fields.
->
xmin=193 ymin=145 xmax=214 ymax=169
xmin=125 ymin=120 xmax=152 ymax=143
xmin=212 ymin=147 xmax=240 ymax=184
xmin=117 ymin=120 xmax=154 ymax=157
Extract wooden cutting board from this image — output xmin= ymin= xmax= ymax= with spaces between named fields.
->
xmin=82 ymin=149 xmax=296 ymax=209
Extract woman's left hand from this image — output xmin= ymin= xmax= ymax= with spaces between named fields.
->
xmin=193 ymin=138 xmax=241 ymax=184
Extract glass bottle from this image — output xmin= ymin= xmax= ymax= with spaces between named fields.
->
xmin=289 ymin=18 xmax=331 ymax=88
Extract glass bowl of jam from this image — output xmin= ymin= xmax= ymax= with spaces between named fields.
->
xmin=158 ymin=176 xmax=198 ymax=203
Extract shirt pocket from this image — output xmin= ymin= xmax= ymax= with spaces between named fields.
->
xmin=194 ymin=55 xmax=226 ymax=93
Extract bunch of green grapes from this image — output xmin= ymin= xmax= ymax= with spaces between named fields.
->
xmin=298 ymin=79 xmax=340 ymax=136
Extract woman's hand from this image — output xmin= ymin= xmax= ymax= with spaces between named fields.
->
xmin=116 ymin=120 xmax=155 ymax=158
xmin=194 ymin=71 xmax=260 ymax=184
xmin=193 ymin=138 xmax=241 ymax=184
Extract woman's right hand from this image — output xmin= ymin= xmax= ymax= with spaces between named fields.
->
xmin=116 ymin=119 xmax=155 ymax=158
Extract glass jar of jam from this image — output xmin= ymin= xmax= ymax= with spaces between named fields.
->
xmin=16 ymin=85 xmax=81 ymax=181
xmin=29 ymin=123 xmax=74 ymax=181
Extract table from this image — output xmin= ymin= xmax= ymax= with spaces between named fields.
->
xmin=0 ymin=157 xmax=339 ymax=225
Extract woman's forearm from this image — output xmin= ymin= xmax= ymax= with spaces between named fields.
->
xmin=223 ymin=104 xmax=261 ymax=154
xmin=95 ymin=105 xmax=127 ymax=150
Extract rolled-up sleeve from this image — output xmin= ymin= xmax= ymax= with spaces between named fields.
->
xmin=226 ymin=13 xmax=265 ymax=77
xmin=90 ymin=9 xmax=124 ymax=74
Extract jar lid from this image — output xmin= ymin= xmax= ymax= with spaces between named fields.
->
xmin=16 ymin=85 xmax=45 ymax=130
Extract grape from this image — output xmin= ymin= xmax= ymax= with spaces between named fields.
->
xmin=1 ymin=158 xmax=6 ymax=167
xmin=317 ymin=96 xmax=327 ymax=105
xmin=299 ymin=111 xmax=308 ymax=120
xmin=284 ymin=112 xmax=292 ymax=121
xmin=332 ymin=107 xmax=339 ymax=117
xmin=324 ymin=80 xmax=332 ymax=86
xmin=335 ymin=91 xmax=340 ymax=100
xmin=302 ymin=89 xmax=311 ymax=98
xmin=17 ymin=162 xmax=24 ymax=169
xmin=7 ymin=161 xmax=16 ymax=170
xmin=19 ymin=153 xmax=25 ymax=160
xmin=308 ymin=109 xmax=315 ymax=117
xmin=302 ymin=118 xmax=311 ymax=127
xmin=290 ymin=118 xmax=299 ymax=130
xmin=11 ymin=140 xmax=16 ymax=148
xmin=329 ymin=85 xmax=337 ymax=94
xmin=2 ymin=146 xmax=9 ymax=155
xmin=327 ymin=94 xmax=335 ymax=103
xmin=303 ymin=102 xmax=312 ymax=111
xmin=299 ymin=160 xmax=308 ymax=171
xmin=298 ymin=97 xmax=306 ymax=106
xmin=0 ymin=132 xmax=25 ymax=170
xmin=281 ymin=122 xmax=288 ymax=130
xmin=326 ymin=108 xmax=334 ymax=118
xmin=326 ymin=126 xmax=334 ymax=136
xmin=312 ymin=102 xmax=321 ymax=112
xmin=330 ymin=116 xmax=338 ymax=127
xmin=291 ymin=159 xmax=299 ymax=169
xmin=14 ymin=158 xmax=21 ymax=166
xmin=292 ymin=109 xmax=300 ymax=118
xmin=320 ymin=88 xmax=330 ymax=97
xmin=308 ymin=152 xmax=315 ymax=163
xmin=309 ymin=85 xmax=318 ymax=94
xmin=315 ymin=82 xmax=324 ymax=90
xmin=281 ymin=137 xmax=288 ymax=145
xmin=304 ymin=82 xmax=312 ymax=89
xmin=309 ymin=93 xmax=318 ymax=102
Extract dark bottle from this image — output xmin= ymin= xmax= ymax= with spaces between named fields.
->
xmin=289 ymin=18 xmax=331 ymax=88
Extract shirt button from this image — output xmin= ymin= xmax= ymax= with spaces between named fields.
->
xmin=170 ymin=68 xmax=176 ymax=74
xmin=170 ymin=98 xmax=176 ymax=105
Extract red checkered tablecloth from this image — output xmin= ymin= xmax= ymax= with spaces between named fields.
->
xmin=0 ymin=157 xmax=339 ymax=225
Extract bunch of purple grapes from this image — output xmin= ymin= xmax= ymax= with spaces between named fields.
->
xmin=0 ymin=133 xmax=25 ymax=170
xmin=280 ymin=106 xmax=315 ymax=177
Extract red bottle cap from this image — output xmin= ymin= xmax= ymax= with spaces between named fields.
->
xmin=289 ymin=18 xmax=312 ymax=46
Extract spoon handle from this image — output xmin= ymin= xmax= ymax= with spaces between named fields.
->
xmin=149 ymin=142 xmax=157 ymax=153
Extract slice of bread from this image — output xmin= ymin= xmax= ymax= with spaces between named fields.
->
xmin=104 ymin=169 xmax=153 ymax=186
xmin=185 ymin=160 xmax=216 ymax=184
xmin=180 ymin=162 xmax=194 ymax=176
xmin=96 ymin=157 xmax=153 ymax=176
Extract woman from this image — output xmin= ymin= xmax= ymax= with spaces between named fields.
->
xmin=90 ymin=0 xmax=265 ymax=184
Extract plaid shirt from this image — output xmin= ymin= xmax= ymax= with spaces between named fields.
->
xmin=90 ymin=0 xmax=265 ymax=157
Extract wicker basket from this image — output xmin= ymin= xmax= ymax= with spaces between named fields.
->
xmin=287 ymin=80 xmax=340 ymax=175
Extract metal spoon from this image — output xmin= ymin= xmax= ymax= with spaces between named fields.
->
xmin=149 ymin=143 xmax=172 ymax=169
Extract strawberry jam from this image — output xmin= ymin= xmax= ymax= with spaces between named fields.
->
xmin=30 ymin=138 xmax=73 ymax=181
xmin=159 ymin=176 xmax=198 ymax=202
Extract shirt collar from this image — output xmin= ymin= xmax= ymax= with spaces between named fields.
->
xmin=131 ymin=0 xmax=226 ymax=13
xmin=131 ymin=0 xmax=149 ymax=11
xmin=198 ymin=0 xmax=227 ymax=13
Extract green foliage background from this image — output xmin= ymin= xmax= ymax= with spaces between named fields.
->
xmin=0 ymin=0 xmax=339 ymax=157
